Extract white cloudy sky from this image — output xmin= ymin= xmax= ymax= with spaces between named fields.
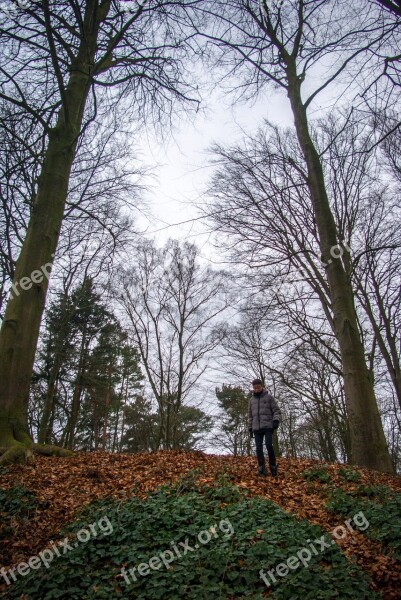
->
xmin=135 ymin=61 xmax=347 ymax=264
xmin=136 ymin=86 xmax=295 ymax=256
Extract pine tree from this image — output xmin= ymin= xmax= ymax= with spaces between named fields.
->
xmin=216 ymin=385 xmax=251 ymax=456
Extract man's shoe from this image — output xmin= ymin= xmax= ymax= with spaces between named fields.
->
xmin=257 ymin=464 xmax=267 ymax=476
xmin=270 ymin=464 xmax=278 ymax=477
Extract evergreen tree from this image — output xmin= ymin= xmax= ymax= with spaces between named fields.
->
xmin=215 ymin=385 xmax=251 ymax=456
xmin=32 ymin=277 xmax=143 ymax=451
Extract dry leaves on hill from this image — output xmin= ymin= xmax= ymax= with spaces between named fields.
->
xmin=1 ymin=450 xmax=401 ymax=598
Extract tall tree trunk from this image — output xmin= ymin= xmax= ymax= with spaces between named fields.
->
xmin=171 ymin=402 xmax=181 ymax=450
xmin=0 ymin=0 xmax=105 ymax=464
xmin=112 ymin=373 xmax=126 ymax=453
xmin=47 ymin=379 xmax=58 ymax=444
xmin=285 ymin=59 xmax=393 ymax=472
xmin=273 ymin=430 xmax=280 ymax=458
xmin=289 ymin=413 xmax=297 ymax=459
xmin=38 ymin=353 xmax=63 ymax=445
xmin=157 ymin=401 xmax=166 ymax=450
xmin=117 ymin=378 xmax=129 ymax=453
xmin=66 ymin=376 xmax=84 ymax=450
xmin=65 ymin=322 xmax=88 ymax=450
xmin=93 ymin=396 xmax=101 ymax=450
xmin=166 ymin=403 xmax=171 ymax=450
xmin=102 ymin=366 xmax=112 ymax=451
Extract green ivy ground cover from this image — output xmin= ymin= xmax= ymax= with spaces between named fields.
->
xmin=0 ymin=484 xmax=39 ymax=539
xmin=326 ymin=485 xmax=401 ymax=559
xmin=1 ymin=475 xmax=378 ymax=600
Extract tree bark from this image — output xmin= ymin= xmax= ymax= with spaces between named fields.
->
xmin=285 ymin=59 xmax=393 ymax=472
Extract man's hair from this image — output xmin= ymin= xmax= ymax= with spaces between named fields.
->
xmin=252 ymin=378 xmax=263 ymax=386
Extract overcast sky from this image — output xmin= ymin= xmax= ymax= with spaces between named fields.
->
xmin=135 ymin=59 xmax=350 ymax=266
xmin=136 ymin=86 xmax=296 ymax=258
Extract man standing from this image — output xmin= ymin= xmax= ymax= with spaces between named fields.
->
xmin=248 ymin=378 xmax=281 ymax=477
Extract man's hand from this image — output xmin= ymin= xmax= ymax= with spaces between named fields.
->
xmin=272 ymin=420 xmax=279 ymax=430
xmin=249 ymin=428 xmax=254 ymax=438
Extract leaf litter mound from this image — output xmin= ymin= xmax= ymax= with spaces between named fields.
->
xmin=1 ymin=450 xmax=400 ymax=598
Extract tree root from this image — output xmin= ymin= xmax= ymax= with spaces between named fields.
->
xmin=0 ymin=443 xmax=34 ymax=466
xmin=0 ymin=443 xmax=74 ymax=465
xmin=33 ymin=444 xmax=74 ymax=457
xmin=0 ymin=414 xmax=74 ymax=465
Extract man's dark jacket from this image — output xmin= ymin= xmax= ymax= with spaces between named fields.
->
xmin=248 ymin=389 xmax=281 ymax=431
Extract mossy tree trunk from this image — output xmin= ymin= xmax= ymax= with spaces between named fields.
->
xmin=0 ymin=0 xmax=108 ymax=465
xmin=285 ymin=58 xmax=393 ymax=473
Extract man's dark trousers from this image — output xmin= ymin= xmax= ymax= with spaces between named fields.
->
xmin=254 ymin=428 xmax=276 ymax=467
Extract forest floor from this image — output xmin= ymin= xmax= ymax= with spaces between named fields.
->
xmin=1 ymin=450 xmax=401 ymax=599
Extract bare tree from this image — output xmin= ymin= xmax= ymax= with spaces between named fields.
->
xmin=0 ymin=0 xmax=201 ymax=464
xmin=217 ymin=301 xmax=351 ymax=462
xmin=208 ymin=110 xmax=401 ymax=466
xmin=197 ymin=0 xmax=397 ymax=471
xmin=0 ymin=102 xmax=45 ymax=316
xmin=355 ymin=205 xmax=401 ymax=413
xmin=119 ymin=238 xmax=228 ymax=449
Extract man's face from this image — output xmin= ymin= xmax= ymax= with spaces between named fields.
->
xmin=252 ymin=384 xmax=263 ymax=393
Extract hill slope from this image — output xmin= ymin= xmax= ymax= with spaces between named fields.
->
xmin=1 ymin=451 xmax=401 ymax=599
